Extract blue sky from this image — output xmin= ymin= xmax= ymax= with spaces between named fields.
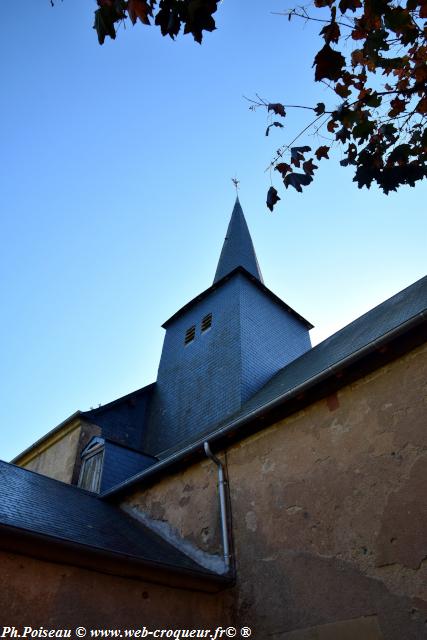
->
xmin=1 ymin=1 xmax=426 ymax=461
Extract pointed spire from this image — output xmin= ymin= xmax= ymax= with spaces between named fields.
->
xmin=213 ymin=197 xmax=264 ymax=284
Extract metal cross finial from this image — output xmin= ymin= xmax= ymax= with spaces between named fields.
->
xmin=231 ymin=177 xmax=240 ymax=193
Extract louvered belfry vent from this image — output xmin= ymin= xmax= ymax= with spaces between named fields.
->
xmin=184 ymin=325 xmax=196 ymax=345
xmin=201 ymin=313 xmax=212 ymax=332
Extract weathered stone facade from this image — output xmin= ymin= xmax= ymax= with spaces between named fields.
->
xmin=0 ymin=551 xmax=232 ymax=628
xmin=123 ymin=341 xmax=427 ymax=639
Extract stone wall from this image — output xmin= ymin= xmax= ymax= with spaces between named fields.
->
xmin=22 ymin=426 xmax=82 ymax=484
xmin=124 ymin=341 xmax=427 ymax=639
xmin=21 ymin=420 xmax=101 ymax=485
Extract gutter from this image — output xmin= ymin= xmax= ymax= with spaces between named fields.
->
xmin=103 ymin=308 xmax=427 ymax=500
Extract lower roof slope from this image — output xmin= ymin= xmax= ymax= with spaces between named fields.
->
xmin=0 ymin=460 xmax=220 ymax=582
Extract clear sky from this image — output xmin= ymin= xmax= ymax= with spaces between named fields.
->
xmin=1 ymin=1 xmax=426 ymax=461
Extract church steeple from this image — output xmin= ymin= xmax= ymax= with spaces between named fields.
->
xmin=213 ymin=198 xmax=264 ymax=284
xmin=144 ymin=195 xmax=312 ymax=456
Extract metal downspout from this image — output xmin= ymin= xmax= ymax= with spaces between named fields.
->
xmin=204 ymin=442 xmax=232 ymax=572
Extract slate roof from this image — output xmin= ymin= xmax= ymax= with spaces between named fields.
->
xmin=213 ymin=197 xmax=264 ymax=284
xmin=82 ymin=383 xmax=155 ymax=450
xmin=0 ymin=460 xmax=216 ymax=578
xmin=12 ymin=384 xmax=156 ymax=466
xmin=162 ymin=266 xmax=313 ymax=329
xmin=229 ymin=273 xmax=427 ymax=419
xmin=104 ymin=274 xmax=427 ymax=496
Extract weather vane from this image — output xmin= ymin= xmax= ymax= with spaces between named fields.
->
xmin=231 ymin=177 xmax=240 ymax=193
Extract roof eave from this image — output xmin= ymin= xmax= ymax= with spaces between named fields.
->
xmin=11 ymin=411 xmax=82 ymax=466
xmin=82 ymin=382 xmax=156 ymax=419
xmin=0 ymin=523 xmax=232 ymax=593
xmin=162 ymin=266 xmax=313 ymax=330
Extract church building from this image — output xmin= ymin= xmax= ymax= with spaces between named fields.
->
xmin=1 ymin=199 xmax=426 ymax=639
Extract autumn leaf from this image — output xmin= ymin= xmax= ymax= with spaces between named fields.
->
xmin=340 ymin=142 xmax=358 ymax=166
xmin=414 ymin=62 xmax=427 ymax=84
xmin=351 ymin=24 xmax=367 ymax=40
xmin=290 ymin=146 xmax=311 ymax=162
xmin=275 ymin=162 xmax=292 ymax=176
xmin=266 ymin=122 xmax=284 ymax=136
xmin=360 ymin=91 xmax=382 ymax=108
xmin=313 ymin=44 xmax=346 ymax=81
xmin=266 ymin=186 xmax=280 ymax=211
xmin=388 ymin=144 xmax=412 ymax=164
xmin=352 ymin=118 xmax=375 ymax=142
xmin=303 ymin=158 xmax=318 ymax=175
xmin=183 ymin=0 xmax=218 ymax=43
xmin=335 ymin=82 xmax=351 ymax=98
xmin=155 ymin=3 xmax=181 ymax=38
xmin=336 ymin=126 xmax=351 ymax=143
xmin=93 ymin=5 xmax=119 ymax=44
xmin=379 ymin=124 xmax=397 ymax=140
xmin=416 ymin=96 xmax=427 ymax=114
xmin=268 ymin=103 xmax=286 ymax=117
xmin=388 ymin=98 xmax=406 ymax=117
xmin=314 ymin=102 xmax=326 ymax=115
xmin=338 ymin=0 xmax=362 ymax=12
xmin=85 ymin=0 xmax=427 ymax=202
xmin=128 ymin=0 xmax=153 ymax=25
xmin=351 ymin=49 xmax=366 ymax=67
xmin=315 ymin=145 xmax=330 ymax=160
xmin=284 ymin=172 xmax=313 ymax=192
xmin=320 ymin=21 xmax=340 ymax=44
xmin=384 ymin=7 xmax=413 ymax=32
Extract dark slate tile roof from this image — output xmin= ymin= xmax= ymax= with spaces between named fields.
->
xmin=82 ymin=383 xmax=155 ymax=450
xmin=117 ymin=274 xmax=427 ymax=467
xmin=236 ymin=274 xmax=427 ymax=418
xmin=100 ymin=440 xmax=157 ymax=492
xmin=0 ymin=460 xmax=211 ymax=575
xmin=162 ymin=267 xmax=312 ymax=330
xmin=213 ymin=197 xmax=263 ymax=284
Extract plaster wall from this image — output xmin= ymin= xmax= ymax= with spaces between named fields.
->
xmin=0 ymin=551 xmax=231 ymax=628
xmin=124 ymin=341 xmax=427 ymax=639
xmin=22 ymin=427 xmax=82 ymax=484
xmin=21 ymin=421 xmax=101 ymax=485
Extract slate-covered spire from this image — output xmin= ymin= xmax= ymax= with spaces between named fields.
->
xmin=213 ymin=197 xmax=264 ymax=284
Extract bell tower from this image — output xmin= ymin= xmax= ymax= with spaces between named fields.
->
xmin=144 ymin=198 xmax=312 ymax=456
